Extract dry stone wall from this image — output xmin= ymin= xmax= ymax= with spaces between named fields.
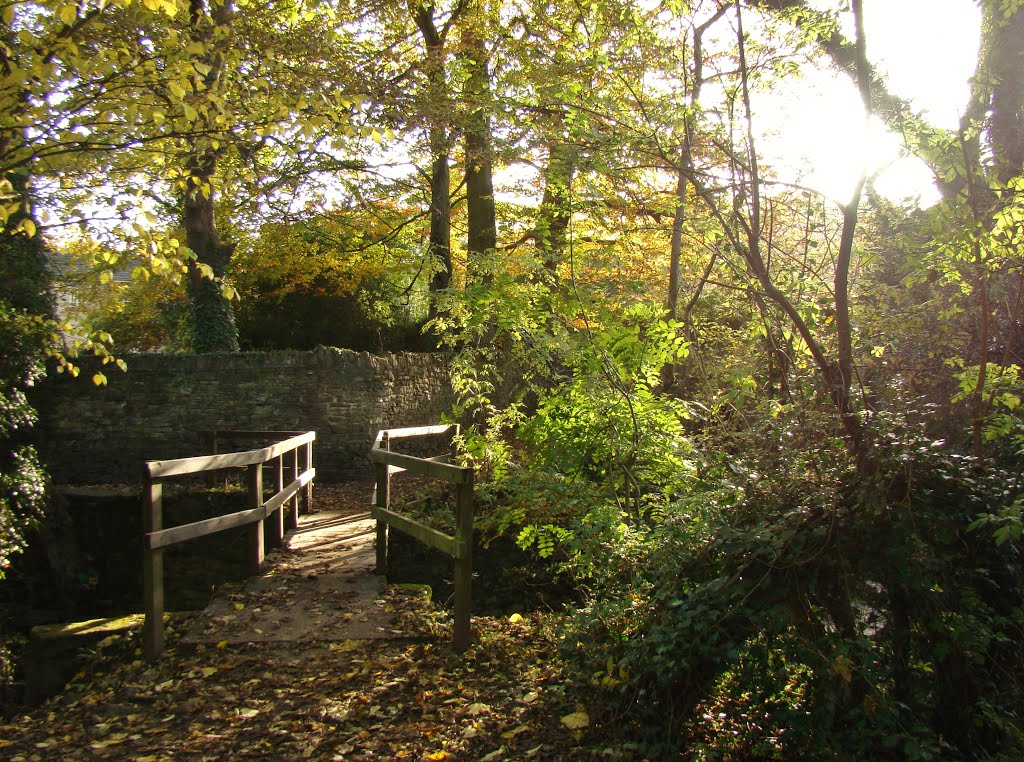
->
xmin=30 ymin=348 xmax=452 ymax=484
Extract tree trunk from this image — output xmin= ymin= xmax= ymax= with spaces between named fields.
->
xmin=662 ymin=6 xmax=727 ymax=391
xmin=986 ymin=3 xmax=1024 ymax=184
xmin=0 ymin=25 xmax=50 ymax=317
xmin=536 ymin=134 xmax=575 ymax=277
xmin=412 ymin=4 xmax=454 ymax=308
xmin=184 ymin=0 xmax=238 ymax=353
xmin=463 ymin=13 xmax=497 ymax=284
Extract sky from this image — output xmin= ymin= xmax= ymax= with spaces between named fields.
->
xmin=757 ymin=0 xmax=982 ymax=205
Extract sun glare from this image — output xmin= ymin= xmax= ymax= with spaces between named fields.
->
xmin=759 ymin=0 xmax=981 ymax=207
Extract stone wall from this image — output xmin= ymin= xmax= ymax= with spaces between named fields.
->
xmin=29 ymin=348 xmax=453 ymax=484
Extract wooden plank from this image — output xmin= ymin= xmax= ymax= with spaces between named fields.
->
xmin=369 ymin=449 xmax=471 ymax=484
xmin=203 ymin=429 xmax=306 ymax=439
xmin=385 ymin=454 xmax=452 ymax=476
xmin=381 ymin=423 xmax=459 ymax=440
xmin=248 ymin=463 xmax=264 ymax=576
xmin=263 ymin=469 xmax=314 ymax=516
xmin=267 ymin=455 xmax=285 ymax=549
xmin=142 ymin=477 xmax=164 ymax=661
xmin=371 ymin=505 xmax=464 ymax=559
xmin=374 ymin=462 xmax=390 ymax=574
xmin=453 ymin=476 xmax=474 ymax=652
xmin=287 ymin=448 xmax=300 ymax=529
xmin=146 ymin=431 xmax=315 ymax=478
xmin=147 ymin=450 xmax=265 ymax=477
xmin=302 ymin=440 xmax=314 ymax=512
xmin=147 ymin=471 xmax=314 ymax=551
xmin=147 ymin=506 xmax=265 ymax=550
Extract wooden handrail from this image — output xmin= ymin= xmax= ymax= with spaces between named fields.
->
xmin=146 ymin=468 xmax=315 ymax=550
xmin=370 ymin=424 xmax=474 ymax=651
xmin=143 ymin=431 xmax=316 ymax=660
xmin=147 ymin=431 xmax=316 ymax=478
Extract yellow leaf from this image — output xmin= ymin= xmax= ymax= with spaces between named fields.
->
xmin=200 ymin=667 xmax=218 ymax=677
xmin=424 ymin=752 xmax=449 ymax=761
xmin=92 ymin=372 xmax=107 ymax=387
xmin=234 ymin=603 xmax=245 ymax=611
xmin=216 ymin=640 xmax=228 ymax=649
xmin=560 ymin=711 xmax=589 ymax=730
xmin=59 ymin=4 xmax=77 ymax=25
xmin=508 ymin=613 xmax=524 ymax=623
xmin=20 ymin=218 xmax=36 ymax=237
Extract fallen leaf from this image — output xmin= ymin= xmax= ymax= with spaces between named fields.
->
xmin=520 ymin=691 xmax=539 ymax=704
xmin=508 ymin=613 xmax=524 ymax=623
xmin=465 ymin=702 xmax=491 ymax=716
xmin=200 ymin=667 xmax=218 ymax=678
xmin=237 ymin=708 xmax=259 ymax=718
xmin=234 ymin=603 xmax=245 ymax=611
xmin=561 ymin=711 xmax=590 ymax=730
xmin=423 ymin=752 xmax=449 ymax=761
xmin=329 ymin=640 xmax=360 ymax=652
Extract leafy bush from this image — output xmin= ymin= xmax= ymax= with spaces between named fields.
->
xmin=559 ymin=408 xmax=1024 ymax=759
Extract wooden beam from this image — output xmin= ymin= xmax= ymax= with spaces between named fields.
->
xmin=247 ymin=463 xmax=264 ymax=576
xmin=268 ymin=455 xmax=285 ymax=549
xmin=453 ymin=475 xmax=474 ymax=652
xmin=369 ymin=449 xmax=471 ymax=484
xmin=371 ymin=505 xmax=465 ymax=559
xmin=263 ymin=469 xmax=314 ymax=517
xmin=142 ymin=476 xmax=164 ymax=661
xmin=384 ymin=454 xmax=452 ymax=476
xmin=374 ymin=462 xmax=390 ymax=574
xmin=146 ymin=432 xmax=316 ymax=478
xmin=147 ymin=506 xmax=265 ymax=550
xmin=380 ymin=423 xmax=459 ymax=440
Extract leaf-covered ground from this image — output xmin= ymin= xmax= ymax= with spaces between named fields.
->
xmin=4 ymin=610 xmax=606 ymax=760
xmin=3 ymin=483 xmax=620 ymax=760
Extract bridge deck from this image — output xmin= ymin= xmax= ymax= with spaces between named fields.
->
xmin=182 ymin=506 xmax=409 ymax=645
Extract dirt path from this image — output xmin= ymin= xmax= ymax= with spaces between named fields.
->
xmin=2 ymin=484 xmax=604 ymax=760
xmin=182 ymin=508 xmax=404 ymax=646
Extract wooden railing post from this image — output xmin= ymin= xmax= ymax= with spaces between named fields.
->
xmin=266 ymin=454 xmax=284 ymax=549
xmin=288 ymin=447 xmax=300 ymax=529
xmin=301 ymin=440 xmax=313 ymax=514
xmin=374 ymin=432 xmax=390 ymax=574
xmin=247 ymin=463 xmax=264 ymax=576
xmin=143 ymin=471 xmax=164 ymax=661
xmin=453 ymin=470 xmax=474 ymax=652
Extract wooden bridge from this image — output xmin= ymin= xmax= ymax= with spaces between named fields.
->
xmin=141 ymin=425 xmax=473 ymax=660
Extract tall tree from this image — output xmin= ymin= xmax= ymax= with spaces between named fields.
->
xmin=411 ymin=2 xmax=462 ymax=307
xmin=461 ymin=0 xmax=497 ymax=282
xmin=182 ymin=0 xmax=239 ymax=352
